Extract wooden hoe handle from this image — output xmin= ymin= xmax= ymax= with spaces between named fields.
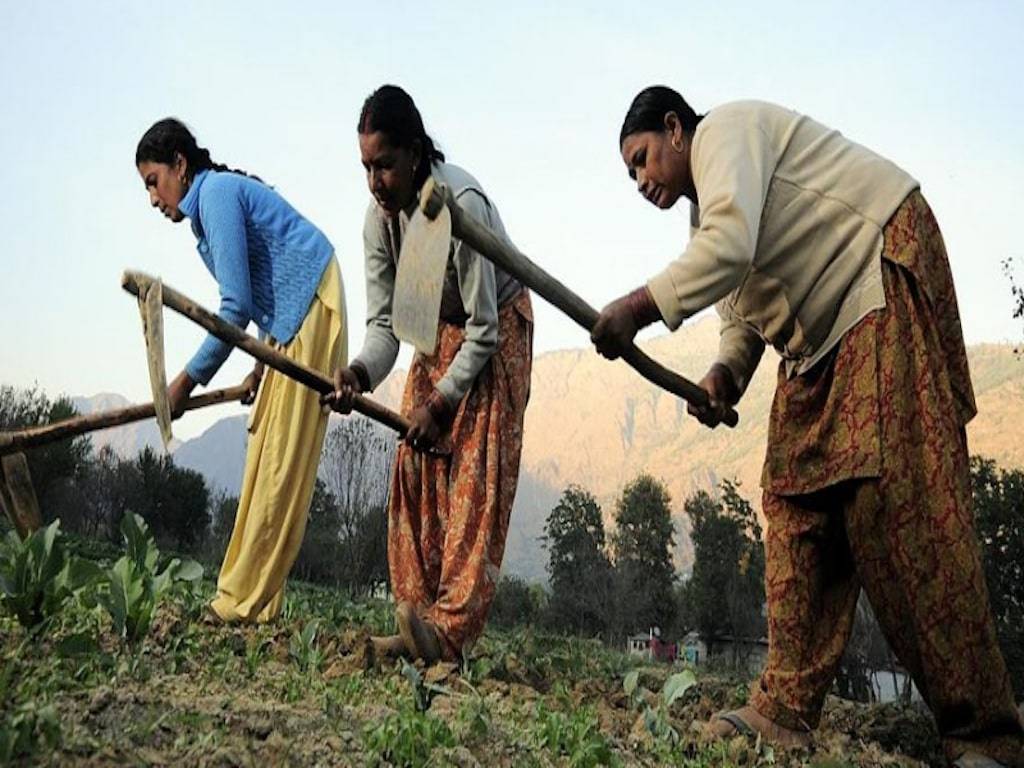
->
xmin=419 ymin=179 xmax=739 ymax=428
xmin=120 ymin=272 xmax=411 ymax=437
xmin=0 ymin=384 xmax=251 ymax=456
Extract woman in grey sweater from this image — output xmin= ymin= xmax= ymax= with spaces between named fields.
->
xmin=324 ymin=85 xmax=533 ymax=664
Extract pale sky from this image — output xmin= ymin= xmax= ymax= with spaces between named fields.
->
xmin=2 ymin=1 xmax=1022 ymax=440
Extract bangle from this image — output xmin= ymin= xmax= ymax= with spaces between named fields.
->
xmin=625 ymin=285 xmax=662 ymax=328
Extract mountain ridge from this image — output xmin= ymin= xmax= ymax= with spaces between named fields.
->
xmin=71 ymin=316 xmax=1024 ymax=582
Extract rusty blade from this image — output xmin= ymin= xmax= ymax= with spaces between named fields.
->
xmin=393 ymin=204 xmax=452 ymax=356
xmin=138 ymin=278 xmax=173 ymax=450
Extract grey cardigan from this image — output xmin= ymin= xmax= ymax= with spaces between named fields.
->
xmin=351 ymin=161 xmax=521 ymax=407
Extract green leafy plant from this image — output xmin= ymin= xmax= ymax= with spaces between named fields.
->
xmin=245 ymin=633 xmax=272 ymax=676
xmin=623 ymin=668 xmax=698 ymax=746
xmin=662 ymin=669 xmax=697 ymax=708
xmin=400 ymin=659 xmax=453 ymax=712
xmin=0 ymin=701 xmax=61 ymax=762
xmin=0 ymin=520 xmax=100 ymax=629
xmin=288 ymin=619 xmax=323 ymax=673
xmin=454 ymin=695 xmax=491 ymax=744
xmin=362 ymin=704 xmax=455 ymax=768
xmin=532 ymin=701 xmax=616 ymax=768
xmin=97 ymin=513 xmax=202 ymax=645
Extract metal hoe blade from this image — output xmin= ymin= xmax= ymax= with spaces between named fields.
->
xmin=138 ymin=278 xmax=174 ymax=450
xmin=393 ymin=204 xmax=452 ymax=356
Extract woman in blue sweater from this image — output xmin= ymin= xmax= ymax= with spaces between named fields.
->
xmin=135 ymin=118 xmax=347 ymax=624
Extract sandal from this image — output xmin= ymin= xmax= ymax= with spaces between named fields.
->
xmin=370 ymin=634 xmax=409 ymax=661
xmin=708 ymin=706 xmax=812 ymax=749
xmin=953 ymin=753 xmax=1005 ymax=768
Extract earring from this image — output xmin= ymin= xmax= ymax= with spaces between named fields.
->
xmin=672 ymin=138 xmax=684 ymax=153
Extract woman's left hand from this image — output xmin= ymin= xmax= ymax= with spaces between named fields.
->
xmin=240 ymin=362 xmax=263 ymax=405
xmin=405 ymin=406 xmax=441 ymax=452
xmin=167 ymin=370 xmax=197 ymax=418
xmin=591 ymin=295 xmax=638 ymax=360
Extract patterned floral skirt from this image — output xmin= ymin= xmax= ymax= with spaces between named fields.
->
xmin=751 ymin=192 xmax=1023 ymax=765
xmin=762 ymin=191 xmax=976 ymax=494
xmin=387 ymin=290 xmax=533 ymax=660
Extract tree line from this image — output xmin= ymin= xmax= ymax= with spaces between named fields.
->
xmin=493 ymin=467 xmax=1024 ymax=700
xmin=489 ymin=474 xmax=766 ymax=652
xmin=3 ymin=382 xmax=1022 ymax=698
xmin=0 ymin=384 xmax=392 ymax=596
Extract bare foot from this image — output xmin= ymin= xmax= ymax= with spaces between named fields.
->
xmin=707 ymin=705 xmax=812 ymax=749
xmin=370 ymin=634 xmax=408 ymax=661
xmin=395 ymin=602 xmax=442 ymax=664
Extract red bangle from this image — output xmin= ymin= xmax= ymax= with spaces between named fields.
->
xmin=625 ymin=285 xmax=661 ymax=328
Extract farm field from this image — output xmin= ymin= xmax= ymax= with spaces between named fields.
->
xmin=1 ymin=526 xmax=946 ymax=767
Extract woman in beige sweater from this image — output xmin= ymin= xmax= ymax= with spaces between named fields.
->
xmin=592 ymin=86 xmax=1022 ymax=767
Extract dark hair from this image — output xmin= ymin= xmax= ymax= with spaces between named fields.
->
xmin=135 ymin=118 xmax=261 ymax=182
xmin=358 ymin=85 xmax=445 ymax=188
xmin=619 ymin=86 xmax=703 ymax=146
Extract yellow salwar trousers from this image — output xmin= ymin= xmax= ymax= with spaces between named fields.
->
xmin=210 ymin=258 xmax=347 ymax=623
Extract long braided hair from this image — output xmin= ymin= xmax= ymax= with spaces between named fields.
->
xmin=135 ymin=118 xmax=263 ymax=183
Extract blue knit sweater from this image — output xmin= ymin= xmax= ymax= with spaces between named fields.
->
xmin=178 ymin=170 xmax=334 ymax=384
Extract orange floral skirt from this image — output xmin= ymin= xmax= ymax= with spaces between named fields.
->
xmin=387 ymin=290 xmax=533 ymax=660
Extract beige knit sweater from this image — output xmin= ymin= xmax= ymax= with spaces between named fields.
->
xmin=645 ymin=100 xmax=919 ymax=394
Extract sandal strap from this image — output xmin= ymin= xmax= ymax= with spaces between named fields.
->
xmin=953 ymin=753 xmax=1006 ymax=768
xmin=716 ymin=711 xmax=756 ymax=737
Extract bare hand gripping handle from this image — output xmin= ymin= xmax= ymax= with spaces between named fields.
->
xmin=120 ymin=271 xmax=412 ymax=437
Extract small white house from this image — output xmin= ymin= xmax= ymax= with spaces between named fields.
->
xmin=627 ymin=634 xmax=651 ymax=659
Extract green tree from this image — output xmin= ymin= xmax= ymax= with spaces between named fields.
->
xmin=611 ymin=474 xmax=676 ymax=637
xmin=542 ymin=485 xmax=613 ymax=637
xmin=971 ymin=456 xmax=1024 ymax=697
xmin=0 ymin=385 xmax=92 ymax=520
xmin=1003 ymin=257 xmax=1024 ymax=352
xmin=682 ymin=480 xmax=765 ymax=649
xmin=68 ymin=446 xmax=132 ymax=540
xmin=293 ymin=477 xmax=343 ymax=585
xmin=119 ymin=447 xmax=210 ymax=550
xmin=204 ymin=490 xmax=238 ymax=562
xmin=490 ymin=574 xmax=539 ymax=629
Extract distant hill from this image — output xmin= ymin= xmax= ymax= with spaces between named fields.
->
xmin=70 ymin=318 xmax=1024 ymax=581
xmin=172 ymin=414 xmax=249 ymax=495
xmin=511 ymin=316 xmax=1024 ymax=577
xmin=71 ymin=393 xmax=175 ymax=456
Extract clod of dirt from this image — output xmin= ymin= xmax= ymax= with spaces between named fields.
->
xmin=627 ymin=713 xmax=655 ymax=748
xmin=244 ymin=718 xmax=273 ymax=740
xmin=425 ymin=661 xmax=459 ymax=684
xmin=87 ymin=686 xmax=114 ymax=715
xmin=444 ymin=745 xmax=482 ymax=767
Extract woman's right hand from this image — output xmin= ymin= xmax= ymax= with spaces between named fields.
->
xmin=320 ymin=366 xmax=363 ymax=414
xmin=688 ymin=363 xmax=740 ymax=428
